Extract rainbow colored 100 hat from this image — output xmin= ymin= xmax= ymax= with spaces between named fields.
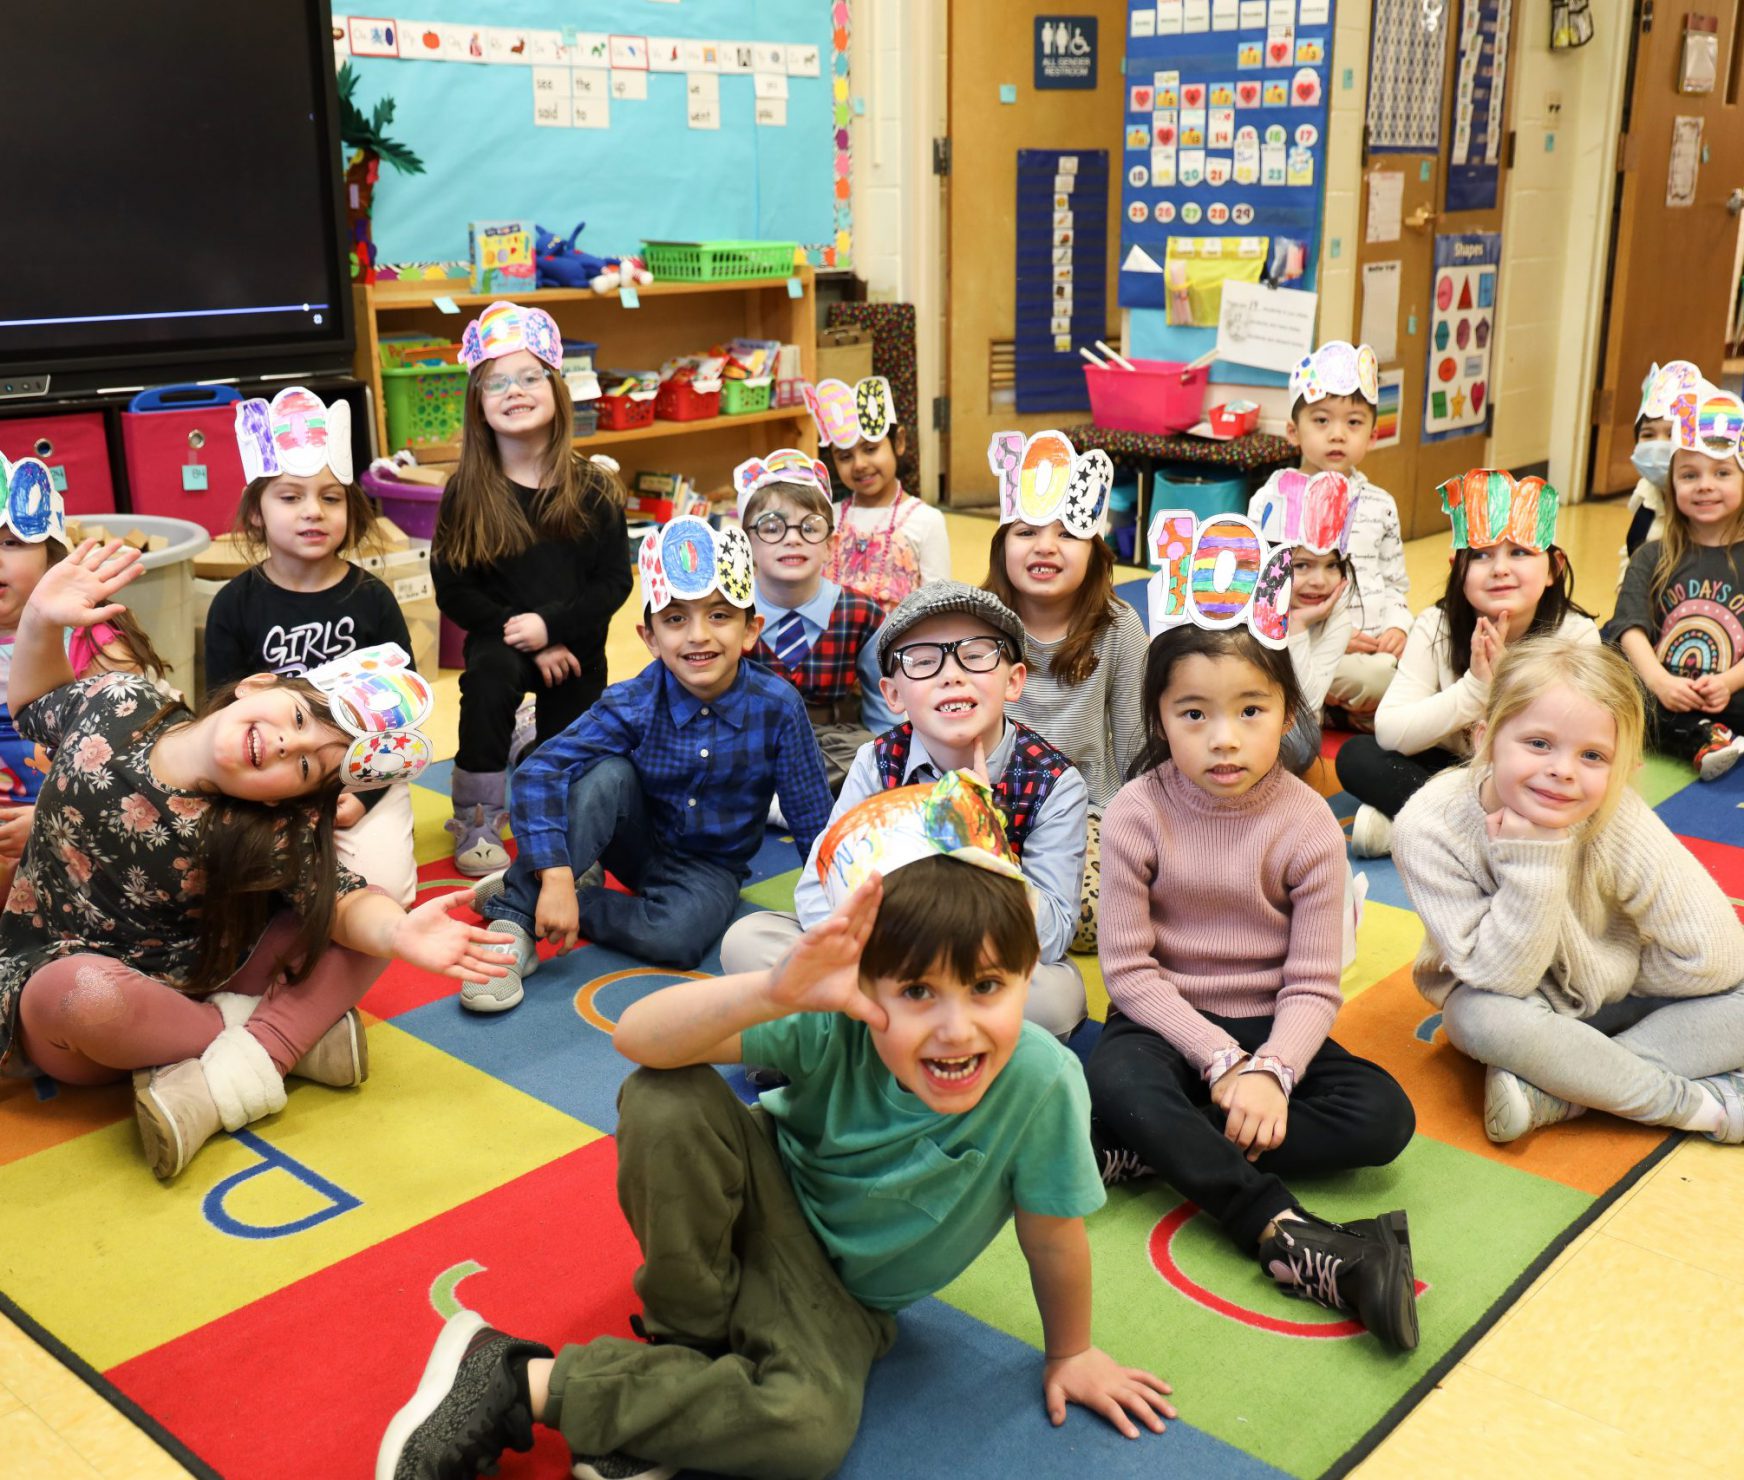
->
xmin=305 ymin=644 xmax=434 ymax=790
xmin=815 ymin=769 xmax=1030 ymax=912
xmin=986 ymin=429 xmax=1114 ymax=539
xmin=233 ymin=386 xmax=353 ymax=486
xmin=804 ymin=376 xmax=896 ymax=449
xmin=1437 ymin=469 xmax=1560 ymax=552
xmin=1667 ymin=378 xmax=1744 ymax=470
xmin=1145 ymin=509 xmax=1293 ymax=649
xmin=733 ymin=449 xmax=834 ymax=517
xmin=637 ymin=516 xmax=755 ymax=614
xmin=458 ymin=300 xmax=563 ymax=370
xmin=0 ymin=449 xmax=65 ymax=545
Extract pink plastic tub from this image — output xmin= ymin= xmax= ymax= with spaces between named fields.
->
xmin=1083 ymin=359 xmax=1209 ymax=436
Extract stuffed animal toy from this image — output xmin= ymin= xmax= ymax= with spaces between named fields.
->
xmin=535 ymin=222 xmax=655 ymax=293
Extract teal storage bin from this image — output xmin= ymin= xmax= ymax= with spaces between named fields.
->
xmin=1146 ymin=470 xmax=1249 ymax=568
xmin=1109 ymin=476 xmax=1139 ymax=514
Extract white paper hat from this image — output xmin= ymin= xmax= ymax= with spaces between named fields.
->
xmin=1145 ymin=510 xmax=1292 ymax=648
xmin=804 ymin=376 xmax=897 ymax=449
xmin=1289 ymin=341 xmax=1380 ymax=407
xmin=1667 ymin=379 xmax=1744 ymax=470
xmin=1637 ymin=360 xmax=1703 ymax=425
xmin=234 ymin=387 xmax=354 ymax=486
xmin=987 ymin=430 xmax=1114 ymax=539
xmin=305 ymin=644 xmax=434 ymax=790
xmin=733 ymin=448 xmax=834 ymax=519
xmin=1250 ymin=469 xmax=1361 ymax=555
xmin=0 ymin=450 xmax=66 ymax=546
xmin=638 ymin=516 xmax=756 ymax=614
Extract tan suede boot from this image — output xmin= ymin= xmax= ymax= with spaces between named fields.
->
xmin=289 ymin=1009 xmax=370 ymax=1088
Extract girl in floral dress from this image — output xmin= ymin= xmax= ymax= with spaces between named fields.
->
xmin=0 ymin=541 xmax=512 ymax=1180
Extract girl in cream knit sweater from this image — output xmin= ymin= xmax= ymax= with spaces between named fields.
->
xmin=1393 ymin=637 xmax=1744 ymax=1145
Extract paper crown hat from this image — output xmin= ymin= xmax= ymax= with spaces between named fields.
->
xmin=638 ymin=516 xmax=756 ymax=614
xmin=305 ymin=644 xmax=434 ymax=791
xmin=1437 ymin=469 xmax=1561 ymax=552
xmin=1145 ymin=510 xmax=1292 ymax=649
xmin=0 ymin=450 xmax=66 ymax=546
xmin=458 ymin=300 xmax=564 ymax=371
xmin=1667 ymin=379 xmax=1744 ymax=469
xmin=1637 ymin=360 xmax=1703 ymax=425
xmin=733 ymin=448 xmax=834 ymax=518
xmin=815 ymin=769 xmax=1031 ymax=913
xmin=1289 ymin=341 xmax=1380 ymax=406
xmin=1250 ymin=469 xmax=1361 ymax=555
xmin=234 ymin=387 xmax=354 ymax=486
xmin=804 ymin=376 xmax=897 ymax=449
xmin=986 ymin=429 xmax=1114 ymax=539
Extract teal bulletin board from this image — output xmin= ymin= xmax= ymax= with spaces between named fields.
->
xmin=336 ymin=1 xmax=852 ymax=270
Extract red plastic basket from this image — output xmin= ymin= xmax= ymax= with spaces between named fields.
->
xmin=598 ymin=395 xmax=657 ymax=431
xmin=654 ymin=381 xmax=722 ymax=421
xmin=1083 ymin=360 xmax=1209 ymax=435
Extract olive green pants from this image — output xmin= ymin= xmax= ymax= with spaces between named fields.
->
xmin=544 ymin=1066 xmax=898 ymax=1479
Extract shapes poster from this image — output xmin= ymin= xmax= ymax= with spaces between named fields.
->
xmin=1118 ymin=0 xmax=1334 ymax=310
xmin=1423 ymin=231 xmax=1500 ymax=442
xmin=1015 ymin=149 xmax=1108 ymax=412
xmin=1446 ymin=0 xmax=1513 ymax=212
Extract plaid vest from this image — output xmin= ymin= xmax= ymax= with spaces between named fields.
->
xmin=754 ymin=588 xmax=884 ymax=704
xmin=872 ymin=721 xmax=1071 ymax=859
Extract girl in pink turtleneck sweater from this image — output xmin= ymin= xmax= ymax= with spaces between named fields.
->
xmin=1086 ymin=622 xmax=1420 ymax=1352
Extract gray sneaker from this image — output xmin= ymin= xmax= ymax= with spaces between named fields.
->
xmin=1697 ymin=1070 xmax=1744 ymax=1144
xmin=1483 ymin=1064 xmax=1585 ymax=1143
xmin=461 ymin=920 xmax=539 ymax=1014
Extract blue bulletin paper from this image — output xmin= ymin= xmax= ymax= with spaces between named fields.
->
xmin=1445 ymin=0 xmax=1513 ymax=213
xmin=1015 ymin=149 xmax=1107 ymax=413
xmin=1035 ymin=17 xmax=1098 ymax=90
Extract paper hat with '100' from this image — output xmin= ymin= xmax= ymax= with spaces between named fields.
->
xmin=638 ymin=516 xmax=756 ymax=614
xmin=1145 ymin=510 xmax=1292 ymax=649
xmin=986 ymin=429 xmax=1114 ymax=539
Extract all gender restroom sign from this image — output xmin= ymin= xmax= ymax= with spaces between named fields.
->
xmin=1036 ymin=16 xmax=1098 ymax=88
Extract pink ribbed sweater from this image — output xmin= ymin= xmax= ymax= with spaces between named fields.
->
xmin=1099 ymin=760 xmax=1347 ymax=1079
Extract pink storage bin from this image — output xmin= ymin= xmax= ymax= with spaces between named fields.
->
xmin=1082 ymin=360 xmax=1209 ymax=436
xmin=0 ymin=412 xmax=116 ymax=515
xmin=122 ymin=402 xmax=248 ymax=536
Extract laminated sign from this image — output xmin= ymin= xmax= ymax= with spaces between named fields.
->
xmin=1035 ymin=16 xmax=1097 ymax=89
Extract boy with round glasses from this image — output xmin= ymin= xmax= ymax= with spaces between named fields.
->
xmin=736 ymin=451 xmax=897 ymax=792
xmin=723 ymin=580 xmax=1091 ymax=1036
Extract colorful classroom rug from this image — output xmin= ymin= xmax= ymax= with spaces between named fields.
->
xmin=2 ymin=723 xmax=1733 ymax=1478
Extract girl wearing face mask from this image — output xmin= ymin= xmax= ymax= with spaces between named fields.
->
xmin=1616 ymin=360 xmax=1700 ymax=588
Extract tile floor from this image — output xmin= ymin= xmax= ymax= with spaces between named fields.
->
xmin=9 ymin=492 xmax=1742 ymax=1477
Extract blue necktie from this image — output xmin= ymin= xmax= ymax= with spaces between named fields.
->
xmin=770 ymin=610 xmax=811 ymax=668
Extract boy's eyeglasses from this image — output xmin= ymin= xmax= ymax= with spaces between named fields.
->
xmin=748 ymin=512 xmax=831 ymax=545
xmin=479 ymin=368 xmax=549 ymax=397
xmin=885 ymin=635 xmax=1012 ymax=679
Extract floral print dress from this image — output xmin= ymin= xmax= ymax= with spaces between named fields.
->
xmin=0 ymin=673 xmax=360 ymax=1075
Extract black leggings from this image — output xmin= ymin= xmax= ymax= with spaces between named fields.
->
xmin=1334 ymin=737 xmax=1462 ymax=818
xmin=1086 ymin=1011 xmax=1415 ymax=1251
xmin=455 ymin=632 xmax=603 ymax=772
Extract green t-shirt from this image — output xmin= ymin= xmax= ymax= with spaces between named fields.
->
xmin=738 ymin=1014 xmax=1105 ymax=1311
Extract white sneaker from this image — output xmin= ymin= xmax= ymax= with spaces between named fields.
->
xmin=1349 ymin=804 xmax=1394 ymax=859
xmin=1483 ymin=1064 xmax=1584 ymax=1143
xmin=461 ymin=920 xmax=539 ymax=1013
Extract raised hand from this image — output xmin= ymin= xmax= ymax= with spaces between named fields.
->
xmin=767 ymin=875 xmax=888 ymax=1030
xmin=26 ymin=540 xmax=144 ymax=629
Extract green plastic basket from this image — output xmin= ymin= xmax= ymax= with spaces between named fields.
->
xmin=382 ymin=362 xmax=470 ymax=449
xmin=720 ymin=379 xmax=773 ymax=416
xmin=640 ymin=240 xmax=799 ymax=281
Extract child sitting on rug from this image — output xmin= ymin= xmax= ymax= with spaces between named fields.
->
xmin=1394 ymin=637 xmax=1744 ymax=1145
xmin=1088 ymin=517 xmax=1419 ymax=1351
xmin=736 ymin=448 xmax=896 ymax=791
xmin=468 ymin=516 xmax=834 ymax=1008
xmin=720 ymin=580 xmax=1090 ymax=1038
xmin=378 ymin=773 xmax=1174 ymax=1480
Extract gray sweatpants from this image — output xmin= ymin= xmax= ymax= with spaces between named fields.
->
xmin=721 ymin=909 xmax=1088 ymax=1038
xmin=1441 ymin=982 xmax=1744 ymax=1129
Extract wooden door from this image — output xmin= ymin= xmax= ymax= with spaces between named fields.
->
xmin=1354 ymin=3 xmax=1520 ymax=538
xmin=1591 ymin=2 xmax=1744 ymax=494
xmin=944 ymin=0 xmax=1128 ymax=506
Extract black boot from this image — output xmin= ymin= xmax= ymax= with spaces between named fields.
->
xmin=1257 ymin=1209 xmax=1419 ymax=1352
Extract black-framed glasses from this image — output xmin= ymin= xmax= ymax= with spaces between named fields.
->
xmin=885 ymin=635 xmax=1012 ymax=679
xmin=479 ymin=367 xmax=549 ymax=397
xmin=749 ymin=511 xmax=831 ymax=544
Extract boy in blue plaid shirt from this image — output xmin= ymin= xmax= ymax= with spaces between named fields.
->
xmin=465 ymin=517 xmax=832 ymax=1010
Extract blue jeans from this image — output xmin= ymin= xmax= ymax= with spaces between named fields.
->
xmin=485 ymin=757 xmax=744 ymax=969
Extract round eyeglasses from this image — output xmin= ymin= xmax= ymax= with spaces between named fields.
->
xmin=479 ymin=367 xmax=550 ymax=397
xmin=749 ymin=512 xmax=832 ymax=545
xmin=885 ymin=635 xmax=1012 ymax=680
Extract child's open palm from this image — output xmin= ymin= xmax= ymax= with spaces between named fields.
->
xmin=767 ymin=875 xmax=889 ymax=1030
xmin=28 ymin=540 xmax=144 ymax=629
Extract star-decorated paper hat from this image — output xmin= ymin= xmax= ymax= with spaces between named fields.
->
xmin=638 ymin=516 xmax=756 ymax=614
xmin=804 ymin=375 xmax=897 ymax=449
xmin=1250 ymin=468 xmax=1361 ymax=555
xmin=305 ymin=644 xmax=434 ymax=791
xmin=1145 ymin=509 xmax=1292 ymax=649
xmin=458 ymin=300 xmax=563 ymax=371
xmin=733 ymin=448 xmax=834 ymax=518
xmin=815 ymin=769 xmax=1032 ymax=913
xmin=1637 ymin=360 xmax=1703 ymax=425
xmin=1437 ymin=469 xmax=1561 ymax=552
xmin=234 ymin=387 xmax=354 ymax=486
xmin=1667 ymin=379 xmax=1744 ymax=470
xmin=1289 ymin=341 xmax=1380 ymax=407
xmin=0 ymin=449 xmax=66 ymax=546
xmin=986 ymin=429 xmax=1114 ymax=539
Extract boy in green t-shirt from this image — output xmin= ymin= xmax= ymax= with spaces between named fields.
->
xmin=378 ymin=772 xmax=1175 ymax=1480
